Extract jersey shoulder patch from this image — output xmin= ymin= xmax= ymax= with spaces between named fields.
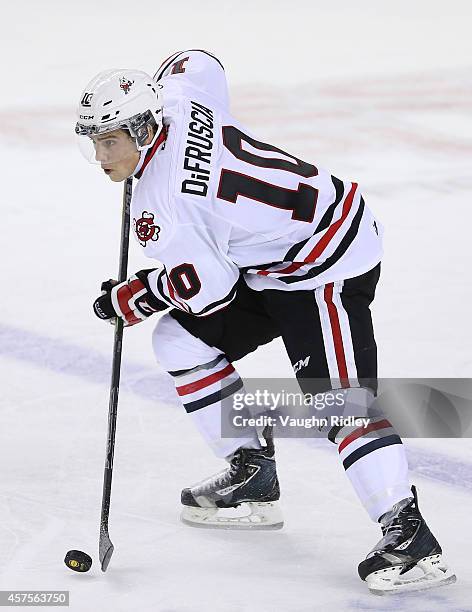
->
xmin=154 ymin=49 xmax=224 ymax=82
xmin=154 ymin=49 xmax=229 ymax=110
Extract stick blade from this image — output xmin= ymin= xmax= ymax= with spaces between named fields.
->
xmin=99 ymin=527 xmax=114 ymax=572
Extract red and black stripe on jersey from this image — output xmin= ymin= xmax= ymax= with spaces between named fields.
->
xmin=285 ymin=175 xmax=345 ymax=255
xmin=245 ymin=177 xmax=365 ymax=284
xmin=278 ymin=197 xmax=365 ymax=285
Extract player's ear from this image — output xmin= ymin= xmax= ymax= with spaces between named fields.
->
xmin=144 ymin=125 xmax=155 ymax=146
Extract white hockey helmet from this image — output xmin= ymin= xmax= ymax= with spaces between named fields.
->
xmin=75 ymin=69 xmax=163 ymax=163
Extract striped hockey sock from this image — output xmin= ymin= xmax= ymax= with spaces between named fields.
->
xmin=169 ymin=355 xmax=261 ymax=458
xmin=335 ymin=415 xmax=412 ymax=521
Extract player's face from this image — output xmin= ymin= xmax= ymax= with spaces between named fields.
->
xmin=92 ymin=129 xmax=140 ymax=182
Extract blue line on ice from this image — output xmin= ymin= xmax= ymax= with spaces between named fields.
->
xmin=1 ymin=323 xmax=471 ymax=492
xmin=0 ymin=322 xmax=178 ymax=405
xmin=406 ymin=447 xmax=472 ymax=491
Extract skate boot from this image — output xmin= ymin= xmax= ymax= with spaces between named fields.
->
xmin=358 ymin=486 xmax=456 ymax=595
xmin=181 ymin=429 xmax=283 ymax=530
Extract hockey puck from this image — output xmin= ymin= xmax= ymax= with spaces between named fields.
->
xmin=64 ymin=550 xmax=92 ymax=573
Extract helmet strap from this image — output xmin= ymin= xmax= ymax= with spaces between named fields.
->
xmin=133 ymin=126 xmax=168 ymax=179
xmin=132 ymin=148 xmax=148 ymax=176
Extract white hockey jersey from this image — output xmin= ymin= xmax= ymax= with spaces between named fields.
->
xmin=131 ymin=50 xmax=383 ymax=316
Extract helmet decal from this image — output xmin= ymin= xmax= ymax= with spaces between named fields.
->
xmin=119 ymin=77 xmax=134 ymax=95
xmin=81 ymin=92 xmax=94 ymax=107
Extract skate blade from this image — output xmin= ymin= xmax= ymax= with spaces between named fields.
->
xmin=367 ymin=554 xmax=457 ymax=595
xmin=181 ymin=501 xmax=284 ymax=530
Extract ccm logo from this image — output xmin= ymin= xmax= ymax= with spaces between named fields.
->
xmin=293 ymin=356 xmax=311 ymax=373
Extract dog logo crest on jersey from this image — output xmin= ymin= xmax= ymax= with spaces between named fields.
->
xmin=119 ymin=77 xmax=134 ymax=94
xmin=133 ymin=211 xmax=160 ymax=247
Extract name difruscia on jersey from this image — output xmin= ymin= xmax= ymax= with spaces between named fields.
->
xmin=181 ymin=101 xmax=214 ymax=197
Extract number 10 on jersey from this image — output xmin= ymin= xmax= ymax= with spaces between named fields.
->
xmin=217 ymin=126 xmax=319 ymax=223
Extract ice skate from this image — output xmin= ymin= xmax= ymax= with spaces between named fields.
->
xmin=181 ymin=429 xmax=283 ymax=530
xmin=358 ymin=486 xmax=456 ymax=595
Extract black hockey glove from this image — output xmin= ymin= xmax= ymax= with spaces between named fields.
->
xmin=93 ymin=269 xmax=168 ymax=326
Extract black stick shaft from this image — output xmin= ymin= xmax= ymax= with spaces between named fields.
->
xmin=99 ymin=177 xmax=133 ymax=571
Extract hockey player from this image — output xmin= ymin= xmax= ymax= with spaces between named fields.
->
xmin=75 ymin=50 xmax=455 ymax=594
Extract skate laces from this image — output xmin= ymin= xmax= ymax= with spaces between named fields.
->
xmin=195 ymin=447 xmax=269 ymax=495
xmin=196 ymin=452 xmax=242 ymax=494
xmin=378 ymin=519 xmax=405 ymax=550
xmin=369 ymin=496 xmax=415 ymax=555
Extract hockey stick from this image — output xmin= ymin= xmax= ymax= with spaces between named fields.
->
xmin=99 ymin=176 xmax=133 ymax=572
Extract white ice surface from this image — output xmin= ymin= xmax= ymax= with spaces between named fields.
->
xmin=1 ymin=1 xmax=471 ymax=610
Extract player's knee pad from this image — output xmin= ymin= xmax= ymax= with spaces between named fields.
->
xmin=152 ymin=313 xmax=222 ymax=372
